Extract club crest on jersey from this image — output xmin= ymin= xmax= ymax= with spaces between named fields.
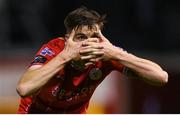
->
xmin=40 ymin=47 xmax=55 ymax=56
xmin=89 ymin=68 xmax=102 ymax=80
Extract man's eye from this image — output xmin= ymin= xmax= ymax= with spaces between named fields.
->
xmin=77 ymin=36 xmax=87 ymax=40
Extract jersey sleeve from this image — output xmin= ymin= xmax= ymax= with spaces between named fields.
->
xmin=109 ymin=60 xmax=125 ymax=73
xmin=30 ymin=38 xmax=65 ymax=66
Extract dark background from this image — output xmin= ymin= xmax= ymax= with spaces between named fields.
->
xmin=0 ymin=0 xmax=179 ymax=113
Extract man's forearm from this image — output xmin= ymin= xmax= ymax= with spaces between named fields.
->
xmin=111 ymin=46 xmax=168 ymax=85
xmin=17 ymin=52 xmax=72 ymax=97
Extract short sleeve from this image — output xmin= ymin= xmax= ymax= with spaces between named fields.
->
xmin=30 ymin=38 xmax=65 ymax=66
xmin=109 ymin=60 xmax=125 ymax=73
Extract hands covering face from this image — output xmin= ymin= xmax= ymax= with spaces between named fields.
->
xmin=80 ymin=30 xmax=114 ymax=66
xmin=65 ymin=29 xmax=114 ymax=67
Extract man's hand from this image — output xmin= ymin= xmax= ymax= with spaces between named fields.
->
xmin=60 ymin=29 xmax=101 ymax=67
xmin=80 ymin=30 xmax=117 ymax=62
xmin=59 ymin=29 xmax=83 ymax=61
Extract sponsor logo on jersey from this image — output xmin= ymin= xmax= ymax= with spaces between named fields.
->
xmin=40 ymin=47 xmax=55 ymax=56
xmin=52 ymin=85 xmax=96 ymax=102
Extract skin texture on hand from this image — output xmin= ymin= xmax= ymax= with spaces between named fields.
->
xmin=80 ymin=30 xmax=116 ymax=62
xmin=62 ymin=29 xmax=82 ymax=61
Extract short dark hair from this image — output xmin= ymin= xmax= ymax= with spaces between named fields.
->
xmin=64 ymin=6 xmax=106 ymax=33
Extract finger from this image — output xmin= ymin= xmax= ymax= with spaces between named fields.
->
xmin=82 ymin=38 xmax=99 ymax=46
xmin=80 ymin=48 xmax=93 ymax=54
xmin=87 ymin=38 xmax=100 ymax=43
xmin=82 ymin=42 xmax=92 ymax=47
xmin=81 ymin=55 xmax=95 ymax=60
xmin=81 ymin=45 xmax=103 ymax=50
xmin=91 ymin=51 xmax=104 ymax=56
xmin=85 ymin=62 xmax=94 ymax=67
xmin=82 ymin=42 xmax=103 ymax=48
xmin=98 ymin=30 xmax=109 ymax=42
xmin=89 ymin=57 xmax=103 ymax=62
xmin=68 ymin=29 xmax=76 ymax=41
xmin=80 ymin=48 xmax=102 ymax=55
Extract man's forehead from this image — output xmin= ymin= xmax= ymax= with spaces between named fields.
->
xmin=75 ymin=25 xmax=100 ymax=34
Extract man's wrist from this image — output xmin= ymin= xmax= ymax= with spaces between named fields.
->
xmin=110 ymin=46 xmax=124 ymax=60
xmin=110 ymin=45 xmax=133 ymax=62
xmin=57 ymin=51 xmax=72 ymax=64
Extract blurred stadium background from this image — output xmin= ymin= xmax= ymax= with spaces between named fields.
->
xmin=0 ymin=0 xmax=180 ymax=113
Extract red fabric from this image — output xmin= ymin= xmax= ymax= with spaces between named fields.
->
xmin=17 ymin=37 xmax=124 ymax=114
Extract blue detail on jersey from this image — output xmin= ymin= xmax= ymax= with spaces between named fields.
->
xmin=40 ymin=47 xmax=55 ymax=56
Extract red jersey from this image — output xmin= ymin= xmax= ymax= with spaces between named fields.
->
xmin=17 ymin=37 xmax=125 ymax=114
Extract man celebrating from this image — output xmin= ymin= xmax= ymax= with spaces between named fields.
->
xmin=16 ymin=6 xmax=168 ymax=113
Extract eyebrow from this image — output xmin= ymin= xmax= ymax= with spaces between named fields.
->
xmin=75 ymin=33 xmax=86 ymax=36
xmin=75 ymin=32 xmax=99 ymax=37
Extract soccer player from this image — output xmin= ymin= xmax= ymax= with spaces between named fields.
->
xmin=16 ymin=6 xmax=168 ymax=114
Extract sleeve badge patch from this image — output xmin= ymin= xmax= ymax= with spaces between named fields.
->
xmin=31 ymin=55 xmax=47 ymax=64
xmin=40 ymin=47 xmax=55 ymax=56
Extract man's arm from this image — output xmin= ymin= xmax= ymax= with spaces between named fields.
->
xmin=17 ymin=29 xmax=80 ymax=97
xmin=16 ymin=52 xmax=71 ymax=98
xmin=80 ymin=30 xmax=168 ymax=85
xmin=100 ymin=32 xmax=168 ymax=85
xmin=111 ymin=48 xmax=168 ymax=85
